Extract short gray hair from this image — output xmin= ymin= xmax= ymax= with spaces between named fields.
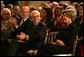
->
xmin=31 ymin=10 xmax=40 ymax=16
xmin=1 ymin=8 xmax=11 ymax=16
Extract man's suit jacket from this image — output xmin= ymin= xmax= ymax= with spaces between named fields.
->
xmin=10 ymin=17 xmax=33 ymax=39
xmin=26 ymin=22 xmax=47 ymax=50
xmin=7 ymin=17 xmax=34 ymax=56
xmin=12 ymin=14 xmax=22 ymax=25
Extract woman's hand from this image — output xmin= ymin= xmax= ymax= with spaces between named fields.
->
xmin=56 ymin=39 xmax=65 ymax=46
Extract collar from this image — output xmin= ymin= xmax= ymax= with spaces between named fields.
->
xmin=23 ymin=17 xmax=29 ymax=22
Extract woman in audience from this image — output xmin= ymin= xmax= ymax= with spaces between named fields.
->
xmin=48 ymin=6 xmax=63 ymax=32
xmin=40 ymin=8 xmax=52 ymax=26
xmin=36 ymin=9 xmax=78 ymax=56
xmin=51 ymin=2 xmax=59 ymax=19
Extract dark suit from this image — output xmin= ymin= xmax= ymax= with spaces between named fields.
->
xmin=36 ymin=22 xmax=78 ymax=56
xmin=10 ymin=17 xmax=33 ymax=39
xmin=8 ymin=18 xmax=47 ymax=56
xmin=17 ymin=22 xmax=47 ymax=56
xmin=26 ymin=22 xmax=47 ymax=50
xmin=12 ymin=14 xmax=22 ymax=25
xmin=8 ymin=17 xmax=34 ymax=56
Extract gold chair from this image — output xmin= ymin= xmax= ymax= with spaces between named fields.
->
xmin=27 ymin=31 xmax=78 ymax=56
xmin=51 ymin=35 xmax=78 ymax=56
xmin=26 ymin=31 xmax=57 ymax=56
xmin=44 ymin=31 xmax=78 ymax=56
xmin=44 ymin=31 xmax=58 ymax=44
xmin=72 ymin=35 xmax=78 ymax=56
xmin=26 ymin=31 xmax=50 ymax=56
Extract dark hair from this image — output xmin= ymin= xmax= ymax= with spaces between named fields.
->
xmin=6 ymin=4 xmax=13 ymax=8
xmin=54 ymin=6 xmax=62 ymax=17
xmin=59 ymin=3 xmax=67 ymax=10
xmin=42 ymin=8 xmax=52 ymax=19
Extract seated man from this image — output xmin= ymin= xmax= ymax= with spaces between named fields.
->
xmin=36 ymin=9 xmax=79 ymax=56
xmin=12 ymin=5 xmax=22 ymax=25
xmin=7 ymin=6 xmax=33 ymax=56
xmin=15 ymin=10 xmax=47 ymax=56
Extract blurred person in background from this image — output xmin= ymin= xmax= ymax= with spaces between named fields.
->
xmin=75 ymin=2 xmax=83 ymax=56
xmin=1 ymin=8 xmax=12 ymax=56
xmin=40 ymin=8 xmax=52 ymax=27
xmin=1 ymin=3 xmax=5 ymax=21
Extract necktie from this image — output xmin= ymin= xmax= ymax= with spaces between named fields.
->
xmin=20 ymin=20 xmax=24 ymax=26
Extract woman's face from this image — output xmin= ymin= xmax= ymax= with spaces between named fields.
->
xmin=62 ymin=13 xmax=71 ymax=26
xmin=78 ymin=6 xmax=83 ymax=17
xmin=40 ymin=9 xmax=47 ymax=18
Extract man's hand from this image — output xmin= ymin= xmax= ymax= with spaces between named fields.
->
xmin=11 ymin=17 xmax=18 ymax=26
xmin=17 ymin=32 xmax=27 ymax=40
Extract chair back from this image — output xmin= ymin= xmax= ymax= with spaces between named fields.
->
xmin=44 ymin=31 xmax=58 ymax=44
xmin=44 ymin=31 xmax=78 ymax=56
xmin=72 ymin=35 xmax=78 ymax=56
xmin=52 ymin=35 xmax=78 ymax=56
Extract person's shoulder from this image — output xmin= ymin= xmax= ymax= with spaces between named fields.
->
xmin=68 ymin=22 xmax=76 ymax=30
xmin=40 ymin=22 xmax=46 ymax=25
xmin=26 ymin=17 xmax=31 ymax=22
xmin=25 ymin=18 xmax=33 ymax=25
xmin=70 ymin=22 xmax=79 ymax=32
xmin=40 ymin=22 xmax=47 ymax=27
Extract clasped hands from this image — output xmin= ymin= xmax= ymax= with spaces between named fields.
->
xmin=16 ymin=32 xmax=27 ymax=40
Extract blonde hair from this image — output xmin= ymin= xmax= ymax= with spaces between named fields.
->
xmin=66 ymin=6 xmax=77 ymax=15
xmin=62 ymin=9 xmax=76 ymax=21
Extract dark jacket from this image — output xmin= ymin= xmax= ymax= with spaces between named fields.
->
xmin=12 ymin=14 xmax=22 ymax=25
xmin=10 ymin=17 xmax=33 ymax=39
xmin=37 ymin=22 xmax=79 ymax=56
xmin=26 ymin=22 xmax=47 ymax=49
